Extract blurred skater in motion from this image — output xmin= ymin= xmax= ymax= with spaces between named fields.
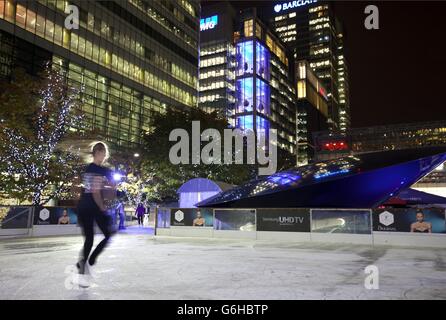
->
xmin=135 ymin=203 xmax=145 ymax=227
xmin=75 ymin=142 xmax=115 ymax=286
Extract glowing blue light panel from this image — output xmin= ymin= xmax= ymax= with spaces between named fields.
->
xmin=236 ymin=115 xmax=254 ymax=130
xmin=268 ymin=172 xmax=301 ymax=185
xmin=314 ymin=169 xmax=350 ymax=180
xmin=236 ymin=41 xmax=254 ymax=76
xmin=236 ymin=78 xmax=254 ymax=113
xmin=256 ymin=42 xmax=270 ymax=81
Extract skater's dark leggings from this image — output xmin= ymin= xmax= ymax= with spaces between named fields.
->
xmin=137 ymin=215 xmax=143 ymax=225
xmin=78 ymin=207 xmax=111 ymax=265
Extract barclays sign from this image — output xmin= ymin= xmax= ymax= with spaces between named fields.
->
xmin=274 ymin=0 xmax=317 ymax=13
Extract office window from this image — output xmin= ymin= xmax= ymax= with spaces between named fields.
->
xmin=256 ymin=42 xmax=270 ymax=81
xmin=45 ymin=19 xmax=55 ymax=41
xmin=68 ymin=69 xmax=82 ymax=84
xmin=56 ymin=0 xmax=66 ymax=12
xmin=236 ymin=41 xmax=254 ymax=76
xmin=101 ymin=20 xmax=111 ymax=37
xmin=99 ymin=47 xmax=108 ymax=65
xmin=236 ymin=78 xmax=253 ymax=113
xmin=4 ymin=0 xmax=14 ymax=22
xmin=25 ymin=8 xmax=36 ymax=32
xmin=236 ymin=115 xmax=254 ymax=131
xmin=84 ymin=11 xmax=92 ymax=30
xmin=256 ymin=116 xmax=269 ymax=139
xmin=93 ymin=43 xmax=101 ymax=63
xmin=256 ymin=79 xmax=270 ymax=115
xmin=54 ymin=24 xmax=63 ymax=45
xmin=35 ymin=13 xmax=45 ymax=37
xmin=15 ymin=4 xmax=26 ymax=28
xmin=266 ymin=34 xmax=274 ymax=52
xmin=76 ymin=36 xmax=86 ymax=56
xmin=297 ymin=80 xmax=306 ymax=98
xmin=0 ymin=0 xmax=4 ymax=19
xmin=255 ymin=22 xmax=262 ymax=39
xmin=244 ymin=19 xmax=253 ymax=37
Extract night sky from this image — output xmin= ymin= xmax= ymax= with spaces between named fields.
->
xmin=202 ymin=1 xmax=446 ymax=128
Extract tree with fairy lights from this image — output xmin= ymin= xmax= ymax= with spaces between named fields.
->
xmin=117 ymin=172 xmax=156 ymax=209
xmin=0 ymin=64 xmax=87 ymax=206
xmin=108 ymin=150 xmax=158 ymax=208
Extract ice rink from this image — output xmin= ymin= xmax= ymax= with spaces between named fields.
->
xmin=1 ymin=227 xmax=446 ymax=300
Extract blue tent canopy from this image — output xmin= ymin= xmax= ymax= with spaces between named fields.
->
xmin=177 ymin=178 xmax=235 ymax=208
xmin=177 ymin=178 xmax=234 ymax=193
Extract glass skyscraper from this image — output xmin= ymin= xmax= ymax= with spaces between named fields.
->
xmin=271 ymin=0 xmax=351 ymax=132
xmin=199 ymin=1 xmax=237 ymax=122
xmin=199 ymin=3 xmax=297 ymax=158
xmin=296 ymin=60 xmax=329 ymax=165
xmin=0 ymin=0 xmax=200 ymax=149
xmin=235 ymin=10 xmax=296 ymax=155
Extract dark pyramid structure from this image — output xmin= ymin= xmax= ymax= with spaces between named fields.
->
xmin=196 ymin=147 xmax=446 ymax=209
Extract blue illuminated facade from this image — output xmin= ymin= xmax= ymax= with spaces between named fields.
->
xmin=199 ymin=6 xmax=297 ymax=157
xmin=196 ymin=147 xmax=446 ymax=209
xmin=234 ymin=39 xmax=271 ymax=143
xmin=233 ymin=11 xmax=297 ymax=156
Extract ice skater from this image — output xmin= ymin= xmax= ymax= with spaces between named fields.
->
xmin=135 ymin=203 xmax=145 ymax=227
xmin=75 ymin=142 xmax=115 ymax=287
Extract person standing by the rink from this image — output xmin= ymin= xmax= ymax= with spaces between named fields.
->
xmin=135 ymin=203 xmax=145 ymax=227
xmin=116 ymin=201 xmax=126 ymax=230
xmin=75 ymin=142 xmax=115 ymax=286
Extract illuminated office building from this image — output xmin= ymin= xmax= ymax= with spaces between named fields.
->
xmin=270 ymin=0 xmax=351 ymax=131
xmin=199 ymin=4 xmax=297 ymax=156
xmin=235 ymin=9 xmax=297 ymax=155
xmin=312 ymin=121 xmax=446 ymax=162
xmin=199 ymin=1 xmax=237 ymax=121
xmin=312 ymin=121 xmax=446 ymax=190
xmin=296 ymin=60 xmax=328 ymax=165
xmin=0 ymin=0 xmax=199 ymax=149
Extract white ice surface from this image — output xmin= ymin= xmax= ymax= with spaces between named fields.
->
xmin=1 ymin=227 xmax=446 ymax=300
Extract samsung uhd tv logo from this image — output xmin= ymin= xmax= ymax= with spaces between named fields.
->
xmin=274 ymin=0 xmax=318 ymax=13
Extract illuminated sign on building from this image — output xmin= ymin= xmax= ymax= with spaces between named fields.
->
xmin=274 ymin=0 xmax=317 ymax=13
xmin=200 ymin=15 xmax=218 ymax=31
xmin=318 ymin=86 xmax=328 ymax=100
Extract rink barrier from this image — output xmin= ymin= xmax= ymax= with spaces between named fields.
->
xmin=0 ymin=205 xmax=132 ymax=238
xmin=154 ymin=207 xmax=446 ymax=248
xmin=0 ymin=206 xmax=33 ymax=238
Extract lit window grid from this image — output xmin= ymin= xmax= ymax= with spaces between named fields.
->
xmin=43 ymin=0 xmax=197 ymax=88
xmin=128 ymin=0 xmax=198 ymax=49
xmin=1 ymin=1 xmax=197 ymax=107
xmin=61 ymin=57 xmax=167 ymax=148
